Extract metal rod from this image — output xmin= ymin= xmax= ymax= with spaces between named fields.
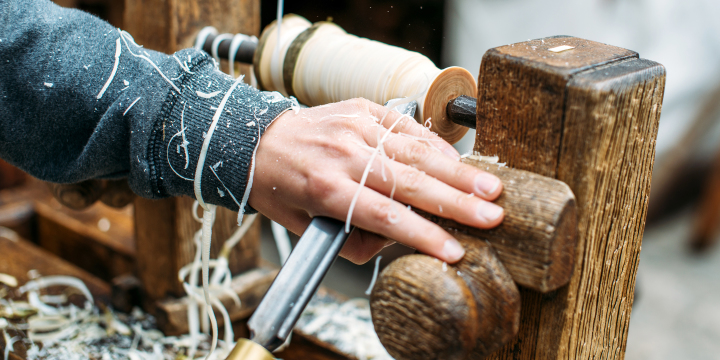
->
xmin=202 ymin=33 xmax=258 ymax=64
xmin=247 ymin=217 xmax=353 ymax=352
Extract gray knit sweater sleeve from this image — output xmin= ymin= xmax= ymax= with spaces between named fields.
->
xmin=0 ymin=0 xmax=293 ymax=212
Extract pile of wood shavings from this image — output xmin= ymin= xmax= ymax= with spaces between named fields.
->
xmin=296 ymin=293 xmax=394 ymax=360
xmin=0 ymin=278 xmax=230 ymax=360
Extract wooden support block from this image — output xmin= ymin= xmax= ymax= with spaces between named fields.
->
xmin=34 ymin=193 xmax=136 ymax=283
xmin=155 ymin=266 xmax=277 ymax=336
xmin=475 ymin=36 xmax=665 ymax=360
xmin=0 ymin=233 xmax=110 ymax=303
xmin=123 ymin=0 xmax=262 ymax=304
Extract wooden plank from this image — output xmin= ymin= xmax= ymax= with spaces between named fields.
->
xmin=34 ymin=190 xmax=136 ymax=283
xmin=475 ymin=36 xmax=665 ymax=360
xmin=0 ymin=234 xmax=110 ymax=302
xmin=123 ymin=0 xmax=262 ymax=302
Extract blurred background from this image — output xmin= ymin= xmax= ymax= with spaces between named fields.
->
xmin=1 ymin=0 xmax=718 ymax=359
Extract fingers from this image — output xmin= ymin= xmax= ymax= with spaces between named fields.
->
xmin=364 ymin=100 xmax=461 ymax=160
xmin=326 ymin=179 xmax=466 ymax=263
xmin=361 ymin=156 xmax=504 ymax=229
xmin=339 ymin=230 xmax=393 ymax=265
xmin=363 ymin=132 xmax=502 ymax=201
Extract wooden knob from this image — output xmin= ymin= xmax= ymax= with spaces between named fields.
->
xmin=371 ymin=243 xmax=520 ymax=360
xmin=416 ymin=158 xmax=578 ymax=292
xmin=100 ymin=179 xmax=135 ymax=208
xmin=47 ymin=180 xmax=103 ymax=210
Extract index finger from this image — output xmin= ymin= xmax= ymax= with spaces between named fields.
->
xmin=365 ymin=101 xmax=461 ymax=161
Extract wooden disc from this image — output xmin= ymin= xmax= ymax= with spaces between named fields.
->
xmin=370 ymin=254 xmax=478 ymax=360
xmin=422 ymin=67 xmax=476 ymax=144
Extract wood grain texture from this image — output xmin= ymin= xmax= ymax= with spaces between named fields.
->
xmin=417 ymin=159 xmax=577 ymax=292
xmin=33 ymin=187 xmax=136 ymax=283
xmin=124 ymin=0 xmax=260 ymax=54
xmin=123 ymin=0 xmax=262 ymax=303
xmin=0 ymin=235 xmax=110 ymax=303
xmin=475 ymin=36 xmax=665 ymax=360
xmin=371 ymin=244 xmax=520 ymax=360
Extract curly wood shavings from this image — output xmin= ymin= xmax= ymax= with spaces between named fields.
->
xmin=345 ymin=92 xmax=422 ymax=233
xmin=196 ymin=90 xmax=222 ymax=99
xmin=0 ymin=274 xmax=17 ymax=287
xmin=123 ymin=97 xmax=141 ymax=116
xmin=549 ymin=45 xmax=574 ymax=53
xmin=199 ymin=205 xmax=220 ymax=359
xmin=193 ymin=75 xmax=244 ymax=211
xmin=297 ymin=296 xmax=393 ymax=360
xmin=96 ymin=38 xmax=121 ymax=99
xmin=119 ymin=30 xmax=181 ymax=93
xmin=364 ymin=256 xmax=383 ymax=296
xmin=3 ymin=331 xmax=20 ymax=360
xmin=271 ymin=221 xmax=292 ymax=264
xmin=172 ymin=54 xmax=194 ymax=74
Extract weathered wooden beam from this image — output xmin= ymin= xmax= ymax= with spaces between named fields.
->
xmin=0 ymin=234 xmax=110 ymax=302
xmin=34 ymin=191 xmax=136 ymax=283
xmin=474 ymin=36 xmax=665 ymax=360
xmin=123 ymin=0 xmax=262 ymax=302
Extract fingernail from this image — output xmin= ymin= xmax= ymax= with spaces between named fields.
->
xmin=477 ymin=201 xmax=504 ymax=222
xmin=443 ymin=147 xmax=461 ymax=161
xmin=442 ymin=238 xmax=465 ymax=262
xmin=475 ymin=173 xmax=500 ymax=196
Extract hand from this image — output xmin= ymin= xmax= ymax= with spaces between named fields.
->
xmin=248 ymin=98 xmax=504 ymax=264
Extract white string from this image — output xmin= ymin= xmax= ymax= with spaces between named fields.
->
xmin=227 ymin=34 xmax=250 ymax=78
xmin=194 ymin=26 xmax=218 ymax=50
xmin=365 ymin=256 xmax=383 ymax=296
xmin=96 ymin=38 xmax=121 ymax=99
xmin=193 ymin=75 xmax=245 ymax=211
xmin=270 ymin=221 xmax=292 ymax=264
xmin=211 ymin=33 xmax=234 ymax=64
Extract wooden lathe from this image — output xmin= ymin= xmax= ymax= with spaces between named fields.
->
xmin=2 ymin=1 xmax=665 ymax=360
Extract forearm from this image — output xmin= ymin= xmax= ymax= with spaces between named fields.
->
xmin=0 ymin=0 xmax=292 ymax=211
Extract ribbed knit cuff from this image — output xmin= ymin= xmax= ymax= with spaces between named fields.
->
xmin=148 ymin=51 xmax=292 ymax=212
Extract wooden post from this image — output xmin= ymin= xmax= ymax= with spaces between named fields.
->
xmin=475 ymin=36 xmax=665 ymax=359
xmin=124 ymin=0 xmax=262 ymax=302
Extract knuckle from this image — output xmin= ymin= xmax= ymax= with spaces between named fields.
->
xmin=370 ymin=200 xmax=397 ymax=228
xmin=404 ymin=143 xmax=431 ymax=165
xmin=305 ymin=172 xmax=337 ymax=207
xmin=398 ymin=167 xmax=425 ymax=196
xmin=454 ymin=191 xmax=471 ymax=209
xmin=453 ymin=164 xmax=474 ymax=182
